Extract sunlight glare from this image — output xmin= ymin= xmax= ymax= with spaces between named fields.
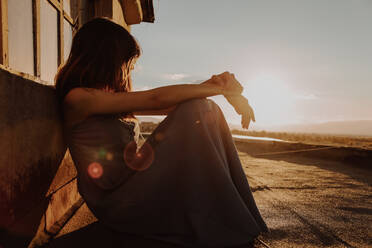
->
xmin=243 ymin=74 xmax=295 ymax=125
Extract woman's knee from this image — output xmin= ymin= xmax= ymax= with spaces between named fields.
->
xmin=176 ymin=98 xmax=217 ymax=114
xmin=170 ymin=98 xmax=224 ymax=127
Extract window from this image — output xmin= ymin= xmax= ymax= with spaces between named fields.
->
xmin=8 ymin=0 xmax=34 ymax=75
xmin=0 ymin=0 xmax=78 ymax=84
xmin=63 ymin=0 xmax=79 ymax=62
xmin=40 ymin=0 xmax=58 ymax=82
xmin=64 ymin=19 xmax=73 ymax=61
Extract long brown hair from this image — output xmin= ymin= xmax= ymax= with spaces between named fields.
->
xmin=55 ymin=18 xmax=141 ymax=117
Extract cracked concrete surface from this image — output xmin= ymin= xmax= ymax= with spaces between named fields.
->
xmin=240 ymin=151 xmax=371 ymax=248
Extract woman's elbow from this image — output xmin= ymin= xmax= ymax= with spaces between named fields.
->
xmin=149 ymin=93 xmax=172 ymax=109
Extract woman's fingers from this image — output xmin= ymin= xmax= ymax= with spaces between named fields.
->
xmin=248 ymin=104 xmax=256 ymax=122
xmin=225 ymin=95 xmax=255 ymax=129
xmin=243 ymin=104 xmax=255 ymax=129
xmin=216 ymin=71 xmax=230 ymax=85
xmin=211 ymin=74 xmax=226 ymax=88
xmin=242 ymin=113 xmax=251 ymax=129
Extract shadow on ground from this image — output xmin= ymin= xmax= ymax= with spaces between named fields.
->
xmin=46 ymin=222 xmax=257 ymax=248
xmin=235 ymin=141 xmax=372 ymax=185
xmin=45 ymin=222 xmax=180 ymax=248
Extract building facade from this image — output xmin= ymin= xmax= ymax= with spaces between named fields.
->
xmin=0 ymin=1 xmax=154 ymax=247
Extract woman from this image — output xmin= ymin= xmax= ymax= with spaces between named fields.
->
xmin=55 ymin=18 xmax=268 ymax=247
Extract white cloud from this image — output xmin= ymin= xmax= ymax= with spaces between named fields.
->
xmin=162 ymin=73 xmax=189 ymax=81
xmin=161 ymin=73 xmax=207 ymax=84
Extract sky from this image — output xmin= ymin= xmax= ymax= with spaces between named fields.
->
xmin=131 ymin=0 xmax=372 ymax=127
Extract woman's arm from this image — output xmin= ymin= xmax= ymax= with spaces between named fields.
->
xmin=64 ymin=72 xmax=242 ymax=120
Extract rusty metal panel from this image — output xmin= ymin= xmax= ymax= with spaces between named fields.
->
xmin=0 ymin=66 xmax=66 ymax=247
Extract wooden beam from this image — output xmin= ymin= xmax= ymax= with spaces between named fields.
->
xmin=94 ymin=0 xmax=113 ymax=19
xmin=122 ymin=0 xmax=142 ymax=25
xmin=71 ymin=0 xmax=79 ymax=29
xmin=33 ymin=0 xmax=41 ymax=77
xmin=0 ymin=0 xmax=8 ymax=66
xmin=63 ymin=11 xmax=74 ymax=25
xmin=47 ymin=0 xmax=61 ymax=11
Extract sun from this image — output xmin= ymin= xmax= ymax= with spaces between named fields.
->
xmin=242 ymin=74 xmax=296 ymax=126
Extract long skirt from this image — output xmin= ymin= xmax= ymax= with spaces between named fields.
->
xmin=95 ymin=98 xmax=268 ymax=248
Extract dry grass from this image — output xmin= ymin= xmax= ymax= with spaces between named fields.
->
xmin=139 ymin=121 xmax=372 ymax=150
xmin=140 ymin=122 xmax=159 ymax=133
xmin=231 ymin=129 xmax=372 ymax=150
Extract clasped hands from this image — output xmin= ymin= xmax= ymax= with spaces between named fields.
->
xmin=207 ymin=71 xmax=255 ymax=129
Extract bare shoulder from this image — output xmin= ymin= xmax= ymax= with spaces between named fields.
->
xmin=63 ymin=87 xmax=95 ymax=106
xmin=63 ymin=87 xmax=107 ymax=113
xmin=63 ymin=87 xmax=96 ymax=128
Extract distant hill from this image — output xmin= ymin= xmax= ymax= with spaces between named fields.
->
xmin=231 ymin=120 xmax=372 ymax=137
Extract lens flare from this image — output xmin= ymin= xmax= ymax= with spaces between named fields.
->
xmin=87 ymin=162 xmax=103 ymax=179
xmin=123 ymin=141 xmax=154 ymax=171
xmin=98 ymin=148 xmax=107 ymax=159
xmin=195 ymin=120 xmax=200 ymax=124
xmin=106 ymin=152 xmax=113 ymax=161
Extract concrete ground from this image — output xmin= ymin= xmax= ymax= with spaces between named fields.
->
xmin=46 ymin=146 xmax=371 ymax=248
xmin=241 ymin=151 xmax=371 ymax=248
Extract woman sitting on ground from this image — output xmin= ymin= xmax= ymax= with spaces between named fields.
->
xmin=55 ymin=17 xmax=268 ymax=247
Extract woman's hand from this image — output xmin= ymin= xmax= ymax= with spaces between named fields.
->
xmin=225 ymin=95 xmax=255 ymax=129
xmin=202 ymin=71 xmax=243 ymax=96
